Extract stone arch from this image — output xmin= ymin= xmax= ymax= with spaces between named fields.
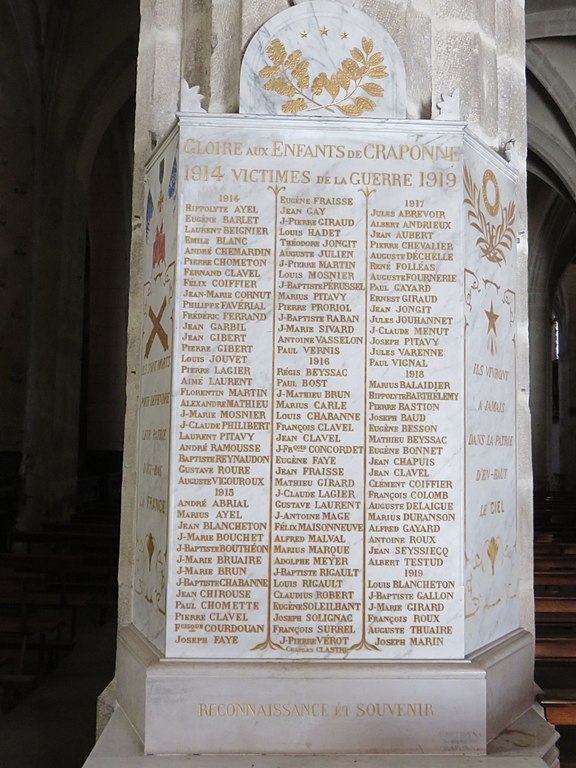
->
xmin=526 ymin=7 xmax=576 ymax=40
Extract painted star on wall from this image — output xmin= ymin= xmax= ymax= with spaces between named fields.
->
xmin=485 ymin=301 xmax=499 ymax=335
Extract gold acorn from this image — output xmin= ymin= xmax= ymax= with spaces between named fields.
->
xmin=146 ymin=532 xmax=156 ymax=571
xmin=487 ymin=537 xmax=499 ymax=575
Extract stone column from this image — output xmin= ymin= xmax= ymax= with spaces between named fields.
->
xmin=556 ymin=266 xmax=576 ymax=493
xmin=20 ymin=153 xmax=88 ymax=530
xmin=529 ymin=283 xmax=552 ymax=493
xmin=102 ymin=0 xmax=549 ymax=763
xmin=118 ymin=0 xmax=183 ymax=625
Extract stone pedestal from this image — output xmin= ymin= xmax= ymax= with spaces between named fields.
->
xmin=104 ymin=3 xmax=543 ymax=763
xmin=122 ymin=106 xmax=530 ymax=755
xmin=117 ymin=625 xmax=534 ymax=755
xmin=85 ymin=702 xmax=557 ymax=767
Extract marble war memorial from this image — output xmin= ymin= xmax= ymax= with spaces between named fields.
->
xmin=6 ymin=0 xmax=576 ymax=767
xmin=107 ymin=1 xmax=539 ymax=763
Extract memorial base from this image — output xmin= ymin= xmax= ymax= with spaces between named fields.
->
xmin=115 ymin=625 xmax=535 ymax=756
xmin=82 ymin=702 xmax=558 ymax=768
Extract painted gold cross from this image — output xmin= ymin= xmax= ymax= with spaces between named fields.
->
xmin=145 ymin=297 xmax=169 ymax=358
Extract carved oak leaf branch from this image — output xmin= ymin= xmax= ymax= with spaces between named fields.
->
xmin=463 ymin=164 xmax=516 ymax=266
xmin=258 ymin=35 xmax=387 ymax=116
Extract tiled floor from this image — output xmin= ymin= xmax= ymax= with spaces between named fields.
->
xmin=0 ymin=615 xmax=116 ymax=768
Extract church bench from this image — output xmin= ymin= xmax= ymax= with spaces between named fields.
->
xmin=534 ymin=556 xmax=576 ymax=570
xmin=535 ymin=638 xmax=576 ymax=662
xmin=0 ymin=672 xmax=37 ymax=688
xmin=0 ymin=570 xmax=63 ymax=674
xmin=6 ymin=533 xmax=118 ymax=573
xmin=0 ymin=552 xmax=85 ymax=581
xmin=10 ymin=529 xmax=119 ymax=554
xmin=534 ymin=542 xmax=564 ymax=555
xmin=534 ymin=596 xmax=576 ymax=633
xmin=534 ymin=520 xmax=576 ymax=533
xmin=0 ymin=554 xmax=97 ymax=637
xmin=43 ymin=521 xmax=119 ymax=535
xmin=76 ymin=475 xmax=102 ymax=509
xmin=535 ymin=572 xmax=576 ymax=587
xmin=535 ymin=541 xmax=576 ymax=556
xmin=537 ymin=690 xmax=576 ymax=725
xmin=2 ymin=546 xmax=118 ymax=628
xmin=536 ymin=596 xmax=576 ymax=613
xmin=0 ymin=671 xmax=38 ymax=712
xmin=534 ymin=526 xmax=576 ymax=538
xmin=8 ymin=532 xmax=119 ymax=586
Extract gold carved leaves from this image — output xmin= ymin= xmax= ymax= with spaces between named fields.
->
xmin=267 ymin=38 xmax=287 ymax=66
xmin=463 ymin=164 xmax=516 ymax=266
xmin=258 ymin=36 xmax=388 ymax=116
xmin=487 ymin=536 xmax=499 ymax=576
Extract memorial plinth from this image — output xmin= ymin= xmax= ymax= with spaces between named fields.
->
xmin=117 ymin=111 xmax=533 ymax=755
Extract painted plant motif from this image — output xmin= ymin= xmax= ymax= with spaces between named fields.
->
xmin=152 ymin=222 xmax=166 ymax=269
xmin=168 ymin=157 xmax=177 ymax=200
xmin=463 ymin=164 xmax=516 ymax=266
xmin=487 ymin=536 xmax=499 ymax=576
xmin=258 ymin=36 xmax=387 ymax=115
xmin=145 ymin=190 xmax=154 ymax=241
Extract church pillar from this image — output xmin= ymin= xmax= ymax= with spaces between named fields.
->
xmin=119 ymin=0 xmax=183 ymax=624
xmin=556 ymin=267 xmax=576 ymax=493
xmin=102 ymin=0 xmax=549 ymax=763
xmin=529 ymin=283 xmax=552 ymax=493
xmin=19 ymin=152 xmax=88 ymax=529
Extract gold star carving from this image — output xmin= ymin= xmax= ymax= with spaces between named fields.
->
xmin=320 ymin=25 xmax=329 ymax=36
xmin=157 ymin=189 xmax=164 ymax=213
xmin=340 ymin=31 xmax=349 ymax=39
xmin=300 ymin=30 xmax=308 ymax=38
xmin=485 ymin=301 xmax=499 ymax=335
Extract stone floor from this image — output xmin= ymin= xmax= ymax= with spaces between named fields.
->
xmin=0 ymin=614 xmax=116 ymax=768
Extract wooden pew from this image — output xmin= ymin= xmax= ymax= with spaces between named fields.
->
xmin=0 ymin=553 xmax=93 ymax=640
xmin=5 ymin=532 xmax=118 ymax=625
xmin=537 ymin=690 xmax=576 ymax=725
xmin=11 ymin=529 xmax=118 ymax=554
xmin=536 ymin=638 xmax=576 ymax=659
xmin=535 ymin=572 xmax=576 ymax=587
xmin=0 ymin=650 xmax=36 ymax=711
xmin=533 ymin=494 xmax=576 ymax=687
xmin=0 ymin=568 xmax=62 ymax=682
xmin=534 ymin=556 xmax=576 ymax=571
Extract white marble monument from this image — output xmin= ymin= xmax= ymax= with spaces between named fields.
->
xmin=114 ymin=1 xmax=538 ymax=760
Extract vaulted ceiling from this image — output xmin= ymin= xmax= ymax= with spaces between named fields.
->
xmin=526 ymin=0 xmax=576 ymax=297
